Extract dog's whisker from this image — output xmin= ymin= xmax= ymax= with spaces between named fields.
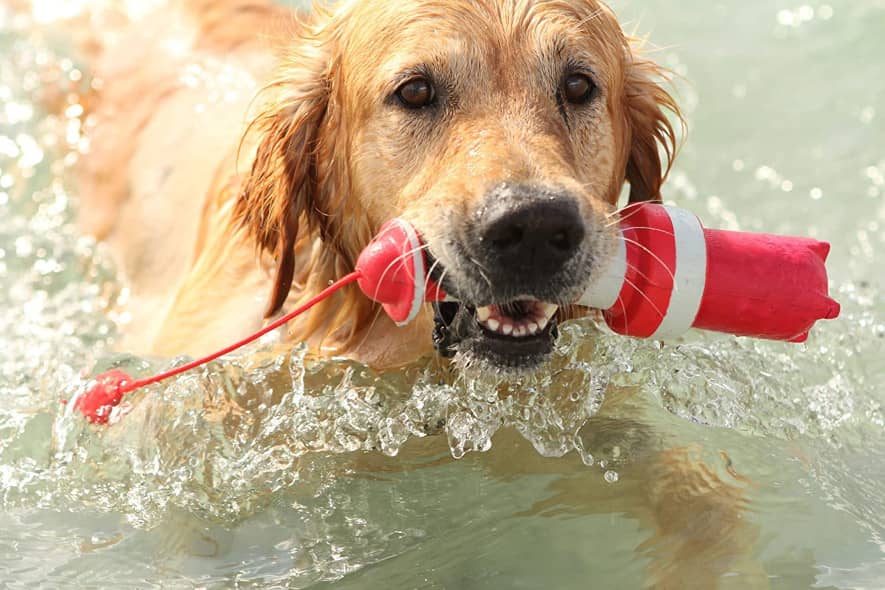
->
xmin=619 ymin=235 xmax=677 ymax=289
xmin=423 ymin=256 xmax=446 ymax=301
xmin=605 ymin=201 xmax=643 ymax=218
xmin=435 ymin=268 xmax=454 ymax=304
xmin=613 ymin=225 xmax=675 ymax=237
xmin=467 ymin=256 xmax=495 ymax=292
xmin=604 ymin=203 xmax=648 ymax=227
xmin=354 ymin=305 xmax=387 ymax=353
xmin=624 ymin=260 xmax=662 ymax=291
xmin=615 ymin=291 xmax=629 ymax=334
xmin=371 ymin=242 xmax=431 ymax=303
xmin=621 ymin=275 xmax=666 ymax=320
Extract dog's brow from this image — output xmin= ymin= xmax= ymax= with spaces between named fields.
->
xmin=389 ymin=64 xmax=435 ymax=87
xmin=378 ymin=46 xmax=485 ymax=93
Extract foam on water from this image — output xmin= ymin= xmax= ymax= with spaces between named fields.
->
xmin=2 ymin=1 xmax=885 ymax=588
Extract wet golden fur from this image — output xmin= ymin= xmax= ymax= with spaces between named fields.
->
xmin=79 ymin=0 xmax=679 ymax=365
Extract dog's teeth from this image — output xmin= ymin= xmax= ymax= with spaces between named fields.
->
xmin=475 ymin=301 xmax=558 ymax=338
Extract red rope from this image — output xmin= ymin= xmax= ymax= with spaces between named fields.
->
xmin=120 ymin=271 xmax=363 ymax=395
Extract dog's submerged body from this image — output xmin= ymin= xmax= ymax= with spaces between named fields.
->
xmin=76 ymin=1 xmax=769 ymax=587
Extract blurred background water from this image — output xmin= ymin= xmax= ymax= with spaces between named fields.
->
xmin=0 ymin=0 xmax=883 ymax=588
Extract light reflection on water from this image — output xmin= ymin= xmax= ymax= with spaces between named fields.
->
xmin=1 ymin=0 xmax=884 ymax=588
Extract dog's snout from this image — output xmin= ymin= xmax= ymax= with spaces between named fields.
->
xmin=471 ymin=185 xmax=585 ymax=286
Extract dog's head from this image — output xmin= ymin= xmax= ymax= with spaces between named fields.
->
xmin=238 ymin=0 xmax=680 ymax=370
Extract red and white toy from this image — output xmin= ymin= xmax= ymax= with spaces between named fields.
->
xmin=355 ymin=203 xmax=840 ymax=343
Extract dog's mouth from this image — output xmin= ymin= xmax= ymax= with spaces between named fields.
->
xmin=475 ymin=299 xmax=559 ymax=338
xmin=432 ymin=297 xmax=561 ymax=371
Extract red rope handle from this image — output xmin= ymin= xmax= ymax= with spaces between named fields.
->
xmin=121 ymin=271 xmax=363 ymax=395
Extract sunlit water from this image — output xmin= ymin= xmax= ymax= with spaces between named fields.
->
xmin=1 ymin=1 xmax=883 ymax=588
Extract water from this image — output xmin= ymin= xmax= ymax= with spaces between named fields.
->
xmin=1 ymin=0 xmax=884 ymax=588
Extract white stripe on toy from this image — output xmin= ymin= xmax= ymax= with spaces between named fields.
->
xmin=650 ymin=206 xmax=707 ymax=339
xmin=578 ymin=235 xmax=627 ymax=310
xmin=399 ymin=219 xmax=426 ymax=326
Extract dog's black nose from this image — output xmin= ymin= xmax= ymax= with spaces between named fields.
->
xmin=473 ymin=185 xmax=585 ymax=281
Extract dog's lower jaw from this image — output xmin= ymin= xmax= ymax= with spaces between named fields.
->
xmin=432 ymin=301 xmax=560 ymax=373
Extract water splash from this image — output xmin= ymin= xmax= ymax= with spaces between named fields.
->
xmin=7 ymin=283 xmax=872 ymax=533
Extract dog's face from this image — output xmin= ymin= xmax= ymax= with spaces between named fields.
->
xmin=239 ymin=0 xmax=679 ymax=370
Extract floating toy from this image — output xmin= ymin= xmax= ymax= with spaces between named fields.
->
xmin=357 ymin=203 xmax=841 ymax=342
xmin=73 ymin=203 xmax=840 ymax=423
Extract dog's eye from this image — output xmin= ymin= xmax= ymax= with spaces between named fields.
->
xmin=562 ymin=73 xmax=595 ymax=105
xmin=395 ymin=77 xmax=436 ymax=109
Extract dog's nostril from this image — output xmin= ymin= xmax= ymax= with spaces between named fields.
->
xmin=489 ymin=224 xmax=525 ymax=251
xmin=549 ymin=229 xmax=572 ymax=251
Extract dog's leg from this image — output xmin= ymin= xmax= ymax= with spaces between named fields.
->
xmin=640 ymin=445 xmax=770 ymax=590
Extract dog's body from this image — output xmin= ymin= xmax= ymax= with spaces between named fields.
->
xmin=79 ymin=0 xmax=416 ymax=363
xmin=74 ymin=1 xmax=768 ymax=587
xmin=79 ymin=1 xmax=447 ymax=366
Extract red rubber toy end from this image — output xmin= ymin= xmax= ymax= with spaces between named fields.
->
xmin=356 ymin=219 xmax=445 ymax=325
xmin=75 ymin=369 xmax=132 ymax=424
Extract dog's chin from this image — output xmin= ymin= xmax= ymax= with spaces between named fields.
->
xmin=433 ymin=299 xmax=561 ymax=374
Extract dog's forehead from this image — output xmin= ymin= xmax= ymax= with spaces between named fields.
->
xmin=340 ymin=0 xmax=626 ymax=81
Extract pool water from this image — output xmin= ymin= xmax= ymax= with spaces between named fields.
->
xmin=1 ymin=0 xmax=884 ymax=588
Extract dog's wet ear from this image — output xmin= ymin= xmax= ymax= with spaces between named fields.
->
xmin=623 ymin=51 xmax=683 ymax=203
xmin=236 ymin=28 xmax=337 ymax=318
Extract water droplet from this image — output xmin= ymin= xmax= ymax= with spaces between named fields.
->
xmin=64 ymin=103 xmax=83 ymax=119
xmin=776 ymin=9 xmax=795 ymax=26
xmin=797 ymin=5 xmax=815 ymax=22
xmin=14 ymin=236 xmax=33 ymax=257
xmin=604 ymin=470 xmax=619 ymax=484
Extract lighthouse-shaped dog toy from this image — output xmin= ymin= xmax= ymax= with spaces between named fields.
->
xmin=355 ymin=203 xmax=840 ymax=343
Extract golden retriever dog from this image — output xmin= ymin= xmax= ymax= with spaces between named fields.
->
xmin=73 ymin=0 xmax=767 ymax=587
xmin=78 ymin=0 xmax=679 ymax=369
